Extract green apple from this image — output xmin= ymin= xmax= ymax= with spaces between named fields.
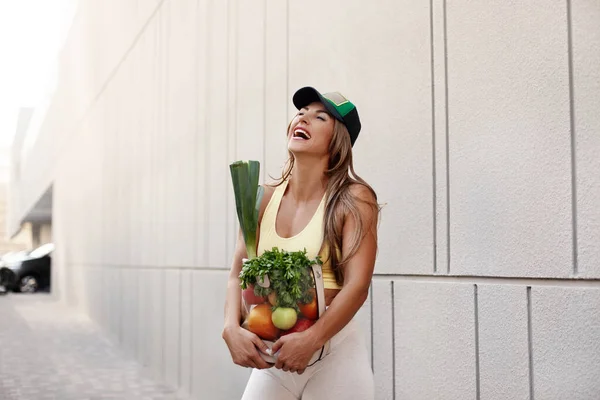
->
xmin=271 ymin=307 xmax=298 ymax=330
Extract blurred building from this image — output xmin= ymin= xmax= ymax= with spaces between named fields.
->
xmin=2 ymin=109 xmax=37 ymax=254
xmin=8 ymin=1 xmax=600 ymax=399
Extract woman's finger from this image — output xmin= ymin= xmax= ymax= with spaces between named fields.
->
xmin=271 ymin=338 xmax=284 ymax=354
xmin=252 ymin=353 xmax=271 ymax=370
xmin=245 ymin=358 xmax=258 ymax=369
xmin=252 ymin=336 xmax=270 ymax=355
xmin=297 ymin=368 xmax=305 ymax=375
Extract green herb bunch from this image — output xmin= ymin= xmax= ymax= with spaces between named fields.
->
xmin=239 ymin=247 xmax=320 ymax=311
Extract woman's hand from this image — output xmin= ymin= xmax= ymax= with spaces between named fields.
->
xmin=222 ymin=325 xmax=272 ymax=370
xmin=271 ymin=331 xmax=319 ymax=375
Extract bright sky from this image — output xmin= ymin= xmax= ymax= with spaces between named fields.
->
xmin=0 ymin=0 xmax=77 ymax=149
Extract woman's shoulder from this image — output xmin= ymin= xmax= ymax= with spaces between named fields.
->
xmin=257 ymin=181 xmax=279 ymax=222
xmin=343 ymin=182 xmax=379 ymax=224
xmin=261 ymin=182 xmax=277 ymax=203
xmin=347 ymin=182 xmax=377 ymax=203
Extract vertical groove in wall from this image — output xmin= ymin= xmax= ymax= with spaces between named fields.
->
xmin=285 ymin=0 xmax=290 ymax=118
xmin=443 ymin=0 xmax=451 ymax=274
xmin=474 ymin=284 xmax=481 ymax=400
xmin=391 ymin=281 xmax=396 ymax=400
xmin=188 ymin=272 xmax=194 ymax=394
xmin=370 ymin=282 xmax=374 ymax=372
xmin=101 ymin=80 xmax=106 ymax=284
xmin=233 ymin=0 xmax=238 ymax=160
xmin=204 ymin=0 xmax=211 ymax=264
xmin=137 ymin=272 xmax=142 ymax=363
xmin=118 ymin=270 xmax=124 ymax=345
xmin=156 ymin=4 xmax=162 ymax=270
xmin=134 ymin=271 xmax=139 ymax=358
xmin=160 ymin=270 xmax=167 ymax=379
xmin=566 ymin=0 xmax=578 ymax=276
xmin=225 ymin=0 xmax=230 ymax=253
xmin=262 ymin=0 xmax=267 ymax=183
xmin=150 ymin=7 xmax=157 ymax=274
xmin=231 ymin=0 xmax=239 ymax=255
xmin=430 ymin=0 xmax=437 ymax=274
xmin=193 ymin=0 xmax=200 ymax=267
xmin=177 ymin=270 xmax=183 ymax=388
xmin=163 ymin=0 xmax=170 ymax=272
xmin=156 ymin=279 xmax=163 ymax=376
xmin=193 ymin=0 xmax=202 ymax=388
xmin=527 ymin=286 xmax=535 ymax=400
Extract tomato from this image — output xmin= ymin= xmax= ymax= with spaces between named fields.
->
xmin=298 ymin=290 xmax=318 ymax=320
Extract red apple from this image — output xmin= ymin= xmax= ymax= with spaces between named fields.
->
xmin=242 ymin=285 xmax=267 ymax=305
xmin=281 ymin=318 xmax=315 ymax=336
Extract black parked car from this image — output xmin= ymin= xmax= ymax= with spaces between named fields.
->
xmin=0 ymin=244 xmax=54 ymax=293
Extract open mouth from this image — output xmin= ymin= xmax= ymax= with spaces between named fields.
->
xmin=292 ymin=128 xmax=311 ymax=140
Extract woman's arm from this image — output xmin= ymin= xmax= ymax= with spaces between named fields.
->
xmin=223 ymin=229 xmax=248 ymax=329
xmin=222 ymin=184 xmax=275 ymax=369
xmin=221 ymin=230 xmax=271 ymax=369
xmin=272 ymin=185 xmax=378 ymax=373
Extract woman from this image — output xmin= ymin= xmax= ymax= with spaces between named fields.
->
xmin=222 ymin=87 xmax=379 ymax=399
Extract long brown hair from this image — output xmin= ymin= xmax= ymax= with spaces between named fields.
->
xmin=274 ymin=120 xmax=379 ymax=285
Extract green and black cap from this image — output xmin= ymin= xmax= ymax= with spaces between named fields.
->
xmin=292 ymin=86 xmax=361 ymax=146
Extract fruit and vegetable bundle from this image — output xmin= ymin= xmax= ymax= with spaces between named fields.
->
xmin=230 ymin=160 xmax=325 ymax=362
xmin=239 ymin=248 xmax=321 ymax=342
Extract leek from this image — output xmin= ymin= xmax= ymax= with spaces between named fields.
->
xmin=230 ymin=160 xmax=264 ymax=259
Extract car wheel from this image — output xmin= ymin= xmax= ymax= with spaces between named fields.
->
xmin=19 ymin=276 xmax=39 ymax=293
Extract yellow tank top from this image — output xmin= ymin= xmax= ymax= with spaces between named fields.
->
xmin=257 ymin=179 xmax=343 ymax=290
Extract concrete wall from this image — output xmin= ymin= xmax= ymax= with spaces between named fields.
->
xmin=31 ymin=222 xmax=52 ymax=248
xmin=0 ymin=182 xmax=32 ymax=253
xmin=12 ymin=0 xmax=600 ymax=399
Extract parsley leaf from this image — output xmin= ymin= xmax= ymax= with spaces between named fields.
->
xmin=239 ymin=247 xmax=321 ymax=311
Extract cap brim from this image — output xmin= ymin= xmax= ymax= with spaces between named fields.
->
xmin=292 ymin=87 xmax=344 ymax=122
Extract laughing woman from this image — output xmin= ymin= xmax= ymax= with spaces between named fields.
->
xmin=223 ymin=87 xmax=379 ymax=400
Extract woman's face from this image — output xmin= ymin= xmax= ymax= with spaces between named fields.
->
xmin=287 ymin=101 xmax=335 ymax=157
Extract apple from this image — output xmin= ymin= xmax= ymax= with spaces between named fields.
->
xmin=242 ymin=285 xmax=266 ymax=305
xmin=271 ymin=307 xmax=298 ymax=330
xmin=281 ymin=318 xmax=315 ymax=336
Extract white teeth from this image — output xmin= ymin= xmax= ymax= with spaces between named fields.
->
xmin=293 ymin=128 xmax=310 ymax=139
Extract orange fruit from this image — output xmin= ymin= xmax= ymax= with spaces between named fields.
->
xmin=247 ymin=303 xmax=279 ymax=341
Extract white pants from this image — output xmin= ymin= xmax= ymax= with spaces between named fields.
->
xmin=241 ymin=319 xmax=374 ymax=400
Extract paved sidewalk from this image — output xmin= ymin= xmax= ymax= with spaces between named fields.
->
xmin=0 ymin=294 xmax=186 ymax=400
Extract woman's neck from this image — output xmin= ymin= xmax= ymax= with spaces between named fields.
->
xmin=288 ymin=158 xmax=328 ymax=202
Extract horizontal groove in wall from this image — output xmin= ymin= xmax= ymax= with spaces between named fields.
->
xmin=69 ymin=264 xmax=600 ymax=286
xmin=373 ymin=273 xmax=600 ymax=287
xmin=70 ymin=263 xmax=230 ymax=272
